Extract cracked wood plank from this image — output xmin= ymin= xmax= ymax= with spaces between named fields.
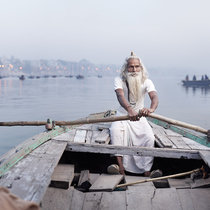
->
xmin=0 ymin=140 xmax=67 ymax=204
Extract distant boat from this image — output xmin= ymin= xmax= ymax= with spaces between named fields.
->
xmin=65 ymin=75 xmax=73 ymax=78
xmin=19 ymin=75 xmax=25 ymax=80
xmin=28 ymin=75 xmax=35 ymax=79
xmin=97 ymin=75 xmax=102 ymax=78
xmin=76 ymin=75 xmax=84 ymax=79
xmin=182 ymin=79 xmax=210 ymax=87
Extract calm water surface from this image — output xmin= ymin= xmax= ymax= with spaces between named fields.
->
xmin=0 ymin=75 xmax=210 ymax=155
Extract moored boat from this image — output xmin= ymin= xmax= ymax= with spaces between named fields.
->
xmin=182 ymin=75 xmax=210 ymax=87
xmin=76 ymin=75 xmax=84 ymax=79
xmin=0 ymin=111 xmax=210 ymax=209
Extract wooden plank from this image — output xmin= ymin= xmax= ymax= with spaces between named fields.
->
xmin=66 ymin=142 xmax=201 ymax=159
xmin=168 ymin=178 xmax=192 ymax=189
xmin=199 ymin=150 xmax=210 ymax=167
xmin=99 ymin=191 xmax=127 ymax=210
xmin=0 ymin=126 xmax=71 ymax=177
xmin=50 ymin=164 xmax=74 ymax=189
xmin=177 ymin=189 xmax=210 ymax=210
xmin=94 ymin=129 xmax=110 ymax=144
xmin=182 ymin=137 xmax=210 ymax=150
xmin=52 ymin=129 xmax=76 ymax=141
xmin=0 ymin=140 xmax=67 ymax=204
xmin=169 ymin=136 xmax=191 ymax=149
xmin=85 ymin=130 xmax=93 ymax=144
xmin=82 ymin=192 xmax=103 ymax=210
xmin=42 ymin=187 xmax=74 ymax=210
xmin=91 ymin=130 xmax=102 ymax=143
xmin=74 ymin=129 xmax=87 ymax=143
xmin=152 ymin=188 xmax=182 ymax=210
xmin=153 ymin=127 xmax=174 ymax=148
xmin=89 ymin=174 xmax=123 ymax=192
xmin=125 ymin=175 xmax=154 ymax=189
xmin=78 ymin=170 xmax=90 ymax=186
xmin=191 ymin=177 xmax=210 ymax=188
xmin=126 ymin=187 xmax=154 ymax=210
xmin=89 ymin=173 xmax=100 ymax=185
xmin=69 ymin=189 xmax=85 ymax=210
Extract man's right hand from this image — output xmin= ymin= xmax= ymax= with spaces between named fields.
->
xmin=128 ymin=108 xmax=140 ymax=121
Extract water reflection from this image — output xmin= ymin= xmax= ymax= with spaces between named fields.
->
xmin=182 ymin=85 xmax=210 ymax=96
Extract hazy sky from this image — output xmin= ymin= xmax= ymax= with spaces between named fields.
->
xmin=1 ymin=0 xmax=210 ymax=72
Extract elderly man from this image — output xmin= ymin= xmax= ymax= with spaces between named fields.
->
xmin=109 ymin=52 xmax=159 ymax=176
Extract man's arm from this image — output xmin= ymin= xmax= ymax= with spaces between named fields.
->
xmin=115 ymin=89 xmax=139 ymax=121
xmin=141 ymin=91 xmax=158 ymax=116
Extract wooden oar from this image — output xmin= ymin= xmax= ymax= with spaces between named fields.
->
xmin=116 ymin=168 xmax=200 ymax=188
xmin=0 ymin=112 xmax=208 ymax=135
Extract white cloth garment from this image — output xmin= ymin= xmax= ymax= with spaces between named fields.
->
xmin=110 ymin=77 xmax=157 ymax=174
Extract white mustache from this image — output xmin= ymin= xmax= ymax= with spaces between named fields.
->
xmin=127 ymin=72 xmax=139 ymax=77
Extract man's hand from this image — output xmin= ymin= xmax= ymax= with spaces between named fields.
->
xmin=128 ymin=108 xmax=140 ymax=121
xmin=141 ymin=108 xmax=154 ymax=117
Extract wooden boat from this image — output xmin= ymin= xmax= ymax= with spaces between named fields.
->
xmin=76 ymin=75 xmax=84 ymax=79
xmin=19 ymin=75 xmax=25 ymax=80
xmin=0 ymin=111 xmax=210 ymax=209
xmin=182 ymin=79 xmax=210 ymax=87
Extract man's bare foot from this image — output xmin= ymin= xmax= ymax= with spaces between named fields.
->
xmin=144 ymin=171 xmax=151 ymax=177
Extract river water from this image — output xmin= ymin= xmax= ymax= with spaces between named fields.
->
xmin=0 ymin=75 xmax=210 ymax=155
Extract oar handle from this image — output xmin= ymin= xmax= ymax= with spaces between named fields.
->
xmin=148 ymin=112 xmax=208 ymax=135
xmin=0 ymin=111 xmax=208 ymax=135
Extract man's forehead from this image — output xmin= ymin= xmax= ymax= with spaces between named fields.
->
xmin=127 ymin=58 xmax=140 ymax=65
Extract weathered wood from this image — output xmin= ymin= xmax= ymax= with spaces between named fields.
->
xmin=153 ymin=127 xmax=174 ymax=148
xmin=148 ymin=117 xmax=209 ymax=147
xmin=94 ymin=129 xmax=110 ymax=144
xmin=99 ymin=191 xmax=127 ymax=210
xmin=169 ymin=136 xmax=191 ymax=149
xmin=126 ymin=187 xmax=154 ymax=210
xmin=66 ymin=142 xmax=201 ymax=159
xmin=191 ymin=177 xmax=210 ymax=188
xmin=117 ymin=169 xmax=200 ymax=188
xmin=74 ymin=129 xmax=87 ymax=143
xmin=199 ymin=150 xmax=210 ymax=167
xmin=182 ymin=137 xmax=210 ymax=150
xmin=177 ymin=189 xmax=210 ymax=210
xmin=91 ymin=130 xmax=102 ymax=143
xmin=42 ymin=187 xmax=74 ymax=210
xmin=89 ymin=174 xmax=123 ymax=192
xmin=0 ymin=140 xmax=67 ymax=203
xmin=78 ymin=170 xmax=90 ymax=186
xmin=0 ymin=126 xmax=72 ymax=177
xmin=85 ymin=130 xmax=93 ymax=144
xmin=168 ymin=178 xmax=192 ymax=189
xmin=125 ymin=176 xmax=154 ymax=189
xmin=89 ymin=173 xmax=100 ymax=185
xmin=152 ymin=188 xmax=182 ymax=210
xmin=50 ymin=164 xmax=74 ymax=189
xmin=69 ymin=189 xmax=85 ymax=210
xmin=82 ymin=192 xmax=103 ymax=210
xmin=52 ymin=129 xmax=76 ymax=141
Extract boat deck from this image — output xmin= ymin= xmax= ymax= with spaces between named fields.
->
xmin=0 ymin=111 xmax=210 ymax=209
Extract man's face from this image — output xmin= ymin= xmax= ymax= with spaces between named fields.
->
xmin=127 ymin=58 xmax=141 ymax=73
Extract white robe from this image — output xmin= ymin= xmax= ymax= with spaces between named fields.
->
xmin=110 ymin=77 xmax=156 ymax=174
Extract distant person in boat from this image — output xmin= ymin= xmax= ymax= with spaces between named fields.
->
xmin=109 ymin=52 xmax=159 ymax=177
xmin=185 ymin=75 xmax=189 ymax=81
xmin=205 ymin=74 xmax=209 ymax=80
xmin=193 ymin=75 xmax=196 ymax=81
xmin=201 ymin=75 xmax=204 ymax=80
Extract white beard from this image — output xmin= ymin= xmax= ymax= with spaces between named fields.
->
xmin=126 ymin=72 xmax=143 ymax=105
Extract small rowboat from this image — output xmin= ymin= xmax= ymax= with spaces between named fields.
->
xmin=0 ymin=111 xmax=210 ymax=209
xmin=182 ymin=79 xmax=210 ymax=87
